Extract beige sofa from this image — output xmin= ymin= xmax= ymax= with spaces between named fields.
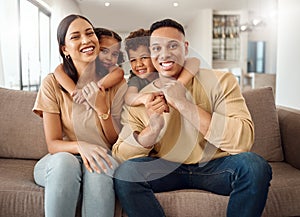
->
xmin=0 ymin=86 xmax=300 ymax=217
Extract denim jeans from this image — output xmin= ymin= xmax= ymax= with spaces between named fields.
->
xmin=34 ymin=152 xmax=119 ymax=217
xmin=114 ymin=152 xmax=272 ymax=217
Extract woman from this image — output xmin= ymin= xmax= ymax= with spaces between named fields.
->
xmin=53 ymin=27 xmax=125 ymax=105
xmin=33 ymin=14 xmax=127 ymax=217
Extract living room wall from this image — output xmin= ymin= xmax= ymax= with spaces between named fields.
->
xmin=276 ymin=0 xmax=300 ymax=109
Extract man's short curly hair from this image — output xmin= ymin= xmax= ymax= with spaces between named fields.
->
xmin=150 ymin=18 xmax=185 ymax=36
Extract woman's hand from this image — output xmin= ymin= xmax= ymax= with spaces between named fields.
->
xmin=72 ymin=89 xmax=85 ymax=104
xmin=82 ymin=81 xmax=117 ymax=145
xmin=72 ymin=89 xmax=90 ymax=110
xmin=77 ymin=141 xmax=113 ymax=173
xmin=82 ymin=81 xmax=108 ymax=114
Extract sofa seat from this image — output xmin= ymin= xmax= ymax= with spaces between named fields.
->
xmin=0 ymin=158 xmax=123 ymax=217
xmin=0 ymin=159 xmax=44 ymax=217
xmin=264 ymin=162 xmax=300 ymax=216
xmin=2 ymin=158 xmax=300 ymax=217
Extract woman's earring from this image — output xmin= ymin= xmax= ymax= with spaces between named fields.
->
xmin=65 ymin=54 xmax=70 ymax=59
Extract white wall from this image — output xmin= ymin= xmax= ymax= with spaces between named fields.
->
xmin=247 ymin=0 xmax=278 ymax=74
xmin=276 ymin=0 xmax=300 ymax=109
xmin=247 ymin=15 xmax=277 ymax=74
xmin=185 ymin=9 xmax=213 ymax=69
xmin=0 ymin=40 xmax=4 ymax=86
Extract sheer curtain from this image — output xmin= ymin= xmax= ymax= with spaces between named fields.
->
xmin=0 ymin=40 xmax=4 ymax=87
xmin=0 ymin=0 xmax=4 ymax=87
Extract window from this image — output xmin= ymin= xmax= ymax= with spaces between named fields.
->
xmin=247 ymin=41 xmax=266 ymax=73
xmin=0 ymin=0 xmax=51 ymax=91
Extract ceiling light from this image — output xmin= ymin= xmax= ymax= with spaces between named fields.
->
xmin=240 ymin=24 xmax=250 ymax=32
xmin=173 ymin=2 xmax=179 ymax=7
xmin=104 ymin=2 xmax=110 ymax=7
xmin=252 ymin=19 xmax=262 ymax=26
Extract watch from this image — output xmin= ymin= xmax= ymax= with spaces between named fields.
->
xmin=98 ymin=108 xmax=110 ymax=120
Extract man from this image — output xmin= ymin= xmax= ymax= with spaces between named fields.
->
xmin=112 ymin=18 xmax=272 ymax=217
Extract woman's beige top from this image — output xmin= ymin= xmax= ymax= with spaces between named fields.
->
xmin=33 ymin=73 xmax=127 ymax=149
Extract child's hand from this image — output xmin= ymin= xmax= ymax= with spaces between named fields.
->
xmin=141 ymin=93 xmax=156 ymax=106
xmin=145 ymin=92 xmax=169 ymax=113
xmin=72 ymin=89 xmax=85 ymax=104
xmin=71 ymin=89 xmax=91 ymax=110
xmin=145 ymin=93 xmax=170 ymax=113
xmin=96 ymin=80 xmax=104 ymax=88
xmin=157 ymin=94 xmax=170 ymax=113
xmin=177 ymin=57 xmax=200 ymax=87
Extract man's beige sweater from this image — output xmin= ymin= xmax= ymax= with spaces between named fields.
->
xmin=113 ymin=69 xmax=254 ymax=164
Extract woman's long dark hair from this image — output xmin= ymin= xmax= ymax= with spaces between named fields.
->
xmin=56 ymin=14 xmax=95 ymax=85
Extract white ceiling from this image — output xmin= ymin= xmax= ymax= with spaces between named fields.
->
xmin=75 ymin=0 xmax=274 ymax=33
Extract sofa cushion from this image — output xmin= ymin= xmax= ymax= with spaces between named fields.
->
xmin=0 ymin=159 xmax=44 ymax=217
xmin=264 ymin=162 xmax=300 ymax=216
xmin=0 ymin=88 xmax=47 ymax=160
xmin=277 ymin=106 xmax=300 ymax=169
xmin=0 ymin=158 xmax=123 ymax=217
xmin=242 ymin=87 xmax=283 ymax=161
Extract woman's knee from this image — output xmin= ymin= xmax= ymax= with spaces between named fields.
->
xmin=106 ymin=155 xmax=119 ymax=176
xmin=47 ymin=152 xmax=81 ymax=178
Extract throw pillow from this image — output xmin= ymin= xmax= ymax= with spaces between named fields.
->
xmin=242 ymin=87 xmax=284 ymax=161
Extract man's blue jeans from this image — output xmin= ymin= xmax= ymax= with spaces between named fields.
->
xmin=114 ymin=152 xmax=272 ymax=217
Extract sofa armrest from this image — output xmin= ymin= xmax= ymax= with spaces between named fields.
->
xmin=277 ymin=106 xmax=300 ymax=169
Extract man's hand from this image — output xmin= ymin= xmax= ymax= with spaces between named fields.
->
xmin=145 ymin=93 xmax=167 ymax=133
xmin=141 ymin=92 xmax=157 ymax=106
xmin=162 ymin=80 xmax=187 ymax=110
xmin=145 ymin=92 xmax=169 ymax=116
xmin=146 ymin=93 xmax=169 ymax=133
xmin=149 ymin=112 xmax=165 ymax=134
xmin=135 ymin=92 xmax=168 ymax=148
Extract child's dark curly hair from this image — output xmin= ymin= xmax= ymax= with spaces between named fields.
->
xmin=124 ymin=29 xmax=153 ymax=78
xmin=124 ymin=29 xmax=150 ymax=58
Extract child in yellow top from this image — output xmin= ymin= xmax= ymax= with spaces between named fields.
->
xmin=124 ymin=29 xmax=200 ymax=107
xmin=54 ymin=27 xmax=124 ymax=104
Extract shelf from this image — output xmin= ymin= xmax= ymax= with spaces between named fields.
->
xmin=212 ymin=14 xmax=240 ymax=61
